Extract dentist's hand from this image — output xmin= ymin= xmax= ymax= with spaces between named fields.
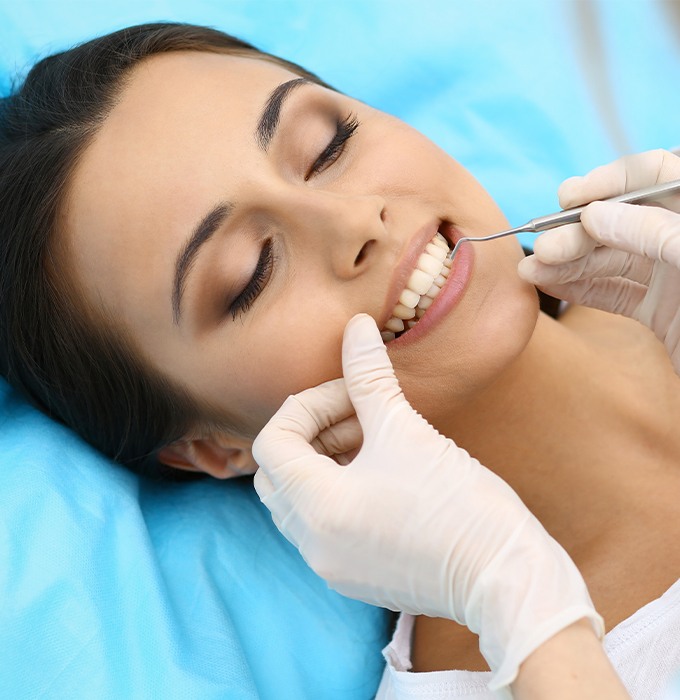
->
xmin=253 ymin=314 xmax=602 ymax=692
xmin=518 ymin=149 xmax=680 ymax=373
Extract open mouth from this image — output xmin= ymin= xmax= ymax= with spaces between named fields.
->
xmin=380 ymin=229 xmax=453 ymax=342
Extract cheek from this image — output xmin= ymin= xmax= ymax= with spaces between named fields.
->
xmin=231 ymin=308 xmax=347 ymax=432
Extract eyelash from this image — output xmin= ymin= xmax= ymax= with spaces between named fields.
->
xmin=228 ymin=239 xmax=275 ymax=320
xmin=227 ymin=113 xmax=359 ymax=320
xmin=306 ymin=112 xmax=360 ymax=180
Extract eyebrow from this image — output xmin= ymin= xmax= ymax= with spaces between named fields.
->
xmin=172 ymin=77 xmax=311 ymax=325
xmin=172 ymin=202 xmax=233 ymax=325
xmin=255 ymin=77 xmax=311 ymax=151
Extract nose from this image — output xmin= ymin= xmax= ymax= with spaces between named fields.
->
xmin=284 ymin=189 xmax=388 ymax=279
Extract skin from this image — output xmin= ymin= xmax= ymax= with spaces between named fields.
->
xmin=64 ymin=51 xmax=680 ymax=680
xmin=513 ymin=620 xmax=629 ymax=699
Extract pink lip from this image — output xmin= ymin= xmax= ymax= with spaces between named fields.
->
xmin=384 ymin=222 xmax=475 ymax=348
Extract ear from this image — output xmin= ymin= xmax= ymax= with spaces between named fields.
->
xmin=157 ymin=432 xmax=257 ymax=479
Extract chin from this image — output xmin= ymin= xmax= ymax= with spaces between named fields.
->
xmin=393 ymin=244 xmax=540 ymax=427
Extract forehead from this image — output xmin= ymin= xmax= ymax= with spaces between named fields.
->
xmin=64 ymin=51 xmax=297 ymax=336
xmin=73 ymin=50 xmax=297 ymax=198
xmin=111 ymin=50 xmax=298 ymax=130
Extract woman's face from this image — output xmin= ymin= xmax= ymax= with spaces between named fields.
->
xmin=65 ymin=50 xmax=538 ymax=446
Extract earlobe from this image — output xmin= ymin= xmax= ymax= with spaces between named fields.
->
xmin=158 ymin=433 xmax=257 ymax=479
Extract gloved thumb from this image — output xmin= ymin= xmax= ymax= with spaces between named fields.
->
xmin=341 ymin=314 xmax=406 ymax=436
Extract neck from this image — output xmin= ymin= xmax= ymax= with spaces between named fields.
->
xmin=438 ymin=309 xmax=680 ymax=559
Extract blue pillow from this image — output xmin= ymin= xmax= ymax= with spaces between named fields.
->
xmin=0 ymin=379 xmax=390 ymax=699
xmin=1 ymin=2 xmax=680 ymax=698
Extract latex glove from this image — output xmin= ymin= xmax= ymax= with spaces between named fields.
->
xmin=253 ymin=314 xmax=603 ymax=694
xmin=518 ymin=149 xmax=680 ymax=373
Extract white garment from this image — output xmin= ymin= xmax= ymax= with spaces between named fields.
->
xmin=376 ymin=577 xmax=680 ymax=700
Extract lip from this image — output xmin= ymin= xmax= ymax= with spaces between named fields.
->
xmin=379 ymin=221 xmax=475 ymax=348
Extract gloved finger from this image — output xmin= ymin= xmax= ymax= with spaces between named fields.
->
xmin=253 ymin=469 xmax=292 ymax=540
xmin=252 ymin=380 xmax=352 ymax=485
xmin=333 ymin=445 xmax=361 ymax=465
xmin=519 ymin=247 xmax=653 ymax=286
xmin=531 ymin=222 xmax=597 ymax=264
xmin=581 ymin=200 xmax=680 ymax=267
xmin=535 ymin=276 xmax=647 ymax=316
xmin=517 ymin=252 xmax=586 ymax=285
xmin=311 ymin=414 xmax=362 ymax=461
xmin=253 ymin=467 xmax=275 ymax=500
xmin=253 ymin=469 xmax=287 ymax=533
xmin=558 ymin=149 xmax=680 ymax=209
xmin=636 ymin=263 xmax=680 ymax=337
xmin=341 ymin=314 xmax=409 ymax=436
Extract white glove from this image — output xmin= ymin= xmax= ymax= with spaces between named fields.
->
xmin=253 ymin=314 xmax=603 ymax=694
xmin=518 ymin=149 xmax=680 ymax=374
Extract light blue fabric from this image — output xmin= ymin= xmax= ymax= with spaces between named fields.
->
xmin=663 ymin=673 xmax=680 ymax=700
xmin=1 ymin=2 xmax=679 ymax=698
xmin=0 ymin=380 xmax=388 ymax=699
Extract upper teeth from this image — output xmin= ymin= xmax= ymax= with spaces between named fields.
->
xmin=381 ymin=232 xmax=452 ymax=341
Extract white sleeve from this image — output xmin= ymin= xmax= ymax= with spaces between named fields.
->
xmin=375 ymin=614 xmax=495 ymax=700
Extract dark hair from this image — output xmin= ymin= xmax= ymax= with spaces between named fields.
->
xmin=0 ymin=22 xmax=328 ymax=477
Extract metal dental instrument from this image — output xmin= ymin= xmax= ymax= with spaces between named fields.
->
xmin=446 ymin=178 xmax=680 ymax=261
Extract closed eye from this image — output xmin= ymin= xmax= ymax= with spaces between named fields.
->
xmin=227 ymin=239 xmax=275 ymax=320
xmin=306 ymin=113 xmax=359 ymax=180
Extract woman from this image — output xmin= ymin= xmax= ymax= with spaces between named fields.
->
xmin=0 ymin=22 xmax=677 ymax=698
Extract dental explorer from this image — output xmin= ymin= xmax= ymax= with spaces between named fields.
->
xmin=446 ymin=178 xmax=680 ymax=262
